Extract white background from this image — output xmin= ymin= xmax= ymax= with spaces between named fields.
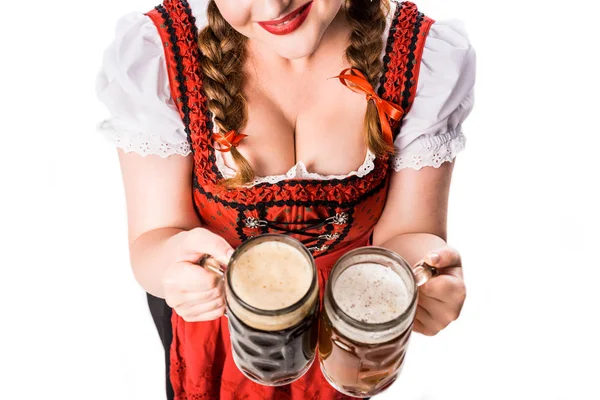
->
xmin=1 ymin=0 xmax=599 ymax=399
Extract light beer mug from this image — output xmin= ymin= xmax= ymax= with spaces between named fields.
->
xmin=318 ymin=246 xmax=438 ymax=398
xmin=200 ymin=234 xmax=320 ymax=386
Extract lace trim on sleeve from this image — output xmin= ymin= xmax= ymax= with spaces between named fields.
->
xmin=98 ymin=120 xmax=191 ymax=158
xmin=392 ymin=127 xmax=466 ymax=171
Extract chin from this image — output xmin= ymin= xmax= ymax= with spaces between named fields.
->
xmin=263 ymin=23 xmax=327 ymax=60
xmin=273 ymin=39 xmax=320 ymax=60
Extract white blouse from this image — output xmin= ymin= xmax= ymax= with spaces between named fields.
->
xmin=96 ymin=1 xmax=476 ymax=185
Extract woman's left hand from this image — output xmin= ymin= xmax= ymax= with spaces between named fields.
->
xmin=413 ymin=246 xmax=466 ymax=336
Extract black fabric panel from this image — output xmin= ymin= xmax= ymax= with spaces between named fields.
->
xmin=147 ymin=293 xmax=174 ymax=400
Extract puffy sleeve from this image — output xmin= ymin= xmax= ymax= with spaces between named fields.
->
xmin=95 ymin=13 xmax=191 ymax=157
xmin=392 ymin=19 xmax=476 ymax=171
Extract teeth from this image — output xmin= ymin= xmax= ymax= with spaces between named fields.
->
xmin=275 ymin=14 xmax=297 ymax=27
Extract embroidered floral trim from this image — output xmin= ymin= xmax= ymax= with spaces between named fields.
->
xmin=378 ymin=0 xmax=404 ymax=98
xmin=392 ymin=128 xmax=466 ymax=171
xmin=381 ymin=2 xmax=434 ymax=140
xmin=214 ymin=150 xmax=377 ymax=186
xmin=382 ymin=1 xmax=420 ymax=106
xmin=97 ymin=120 xmax=191 ymax=157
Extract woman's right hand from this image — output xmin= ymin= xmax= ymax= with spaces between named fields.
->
xmin=162 ymin=228 xmax=234 ymax=322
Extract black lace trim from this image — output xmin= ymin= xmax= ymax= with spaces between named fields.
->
xmin=180 ymin=0 xmax=201 ymax=152
xmin=156 ymin=4 xmax=192 ymax=143
xmin=180 ymin=0 xmax=197 ymax=34
xmin=377 ymin=0 xmax=404 ymax=98
xmin=399 ymin=11 xmax=424 ymax=127
xmin=378 ymin=1 xmax=424 ymax=141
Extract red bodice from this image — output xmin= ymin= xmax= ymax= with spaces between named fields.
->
xmin=146 ymin=1 xmax=433 ymax=398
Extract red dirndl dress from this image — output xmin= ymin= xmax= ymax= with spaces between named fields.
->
xmin=144 ymin=1 xmax=433 ymax=398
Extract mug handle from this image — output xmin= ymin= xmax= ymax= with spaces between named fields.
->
xmin=197 ymin=255 xmax=229 ymax=318
xmin=412 ymin=261 xmax=439 ymax=287
xmin=197 ymin=254 xmax=226 ymax=278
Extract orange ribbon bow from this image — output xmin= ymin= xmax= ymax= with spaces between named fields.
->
xmin=212 ymin=130 xmax=248 ymax=152
xmin=335 ymin=68 xmax=403 ymax=146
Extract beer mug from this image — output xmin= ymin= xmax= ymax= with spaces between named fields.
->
xmin=318 ymin=246 xmax=438 ymax=398
xmin=201 ymin=234 xmax=320 ymax=386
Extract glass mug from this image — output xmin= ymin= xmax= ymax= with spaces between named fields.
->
xmin=200 ymin=234 xmax=320 ymax=386
xmin=318 ymin=246 xmax=438 ymax=398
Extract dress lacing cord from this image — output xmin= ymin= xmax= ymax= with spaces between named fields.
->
xmin=243 ymin=212 xmax=349 ymax=252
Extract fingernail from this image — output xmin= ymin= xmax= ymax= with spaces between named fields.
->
xmin=226 ymin=248 xmax=234 ymax=260
xmin=428 ymin=253 xmax=440 ymax=265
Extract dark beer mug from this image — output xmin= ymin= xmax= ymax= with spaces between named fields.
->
xmin=223 ymin=234 xmax=320 ymax=386
xmin=318 ymin=247 xmax=437 ymax=398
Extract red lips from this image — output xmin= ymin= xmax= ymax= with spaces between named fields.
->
xmin=257 ymin=2 xmax=313 ymax=36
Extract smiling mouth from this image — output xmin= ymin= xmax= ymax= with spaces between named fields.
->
xmin=257 ymin=2 xmax=313 ymax=35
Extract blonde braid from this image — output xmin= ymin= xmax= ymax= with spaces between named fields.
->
xmin=345 ymin=0 xmax=394 ymax=157
xmin=198 ymin=0 xmax=254 ymax=186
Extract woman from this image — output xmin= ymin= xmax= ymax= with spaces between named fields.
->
xmin=96 ymin=0 xmax=475 ymax=398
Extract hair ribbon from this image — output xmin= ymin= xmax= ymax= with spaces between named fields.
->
xmin=335 ymin=68 xmax=403 ymax=146
xmin=212 ymin=130 xmax=247 ymax=152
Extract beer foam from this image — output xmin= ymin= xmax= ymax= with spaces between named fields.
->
xmin=333 ymin=263 xmax=410 ymax=324
xmin=231 ymin=241 xmax=313 ymax=311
